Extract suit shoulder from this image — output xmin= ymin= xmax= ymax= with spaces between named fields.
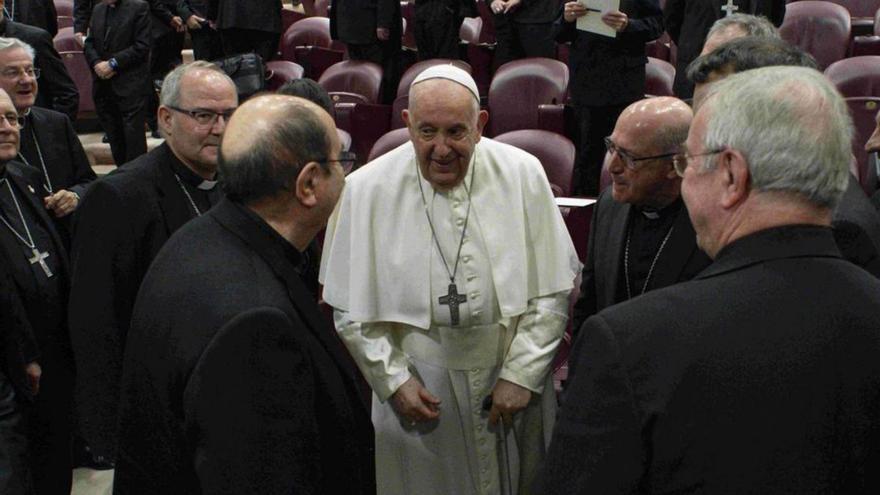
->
xmin=6 ymin=159 xmax=44 ymax=185
xmin=30 ymin=106 xmax=69 ymax=126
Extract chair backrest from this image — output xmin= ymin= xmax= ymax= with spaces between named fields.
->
xmin=846 ymin=97 xmax=880 ymax=194
xmin=825 ymin=56 xmax=880 ymax=98
xmin=645 ymin=57 xmax=675 ymax=96
xmin=55 ymin=0 xmax=73 ymax=17
xmin=818 ymin=0 xmax=880 ymax=18
xmin=487 ymin=58 xmax=568 ymax=137
xmin=280 ymin=17 xmax=334 ymax=61
xmin=318 ymin=60 xmax=384 ymax=104
xmin=779 ymin=1 xmax=851 ymax=70
xmin=391 ymin=59 xmax=472 ymax=128
xmin=493 ymin=129 xmax=576 ymax=196
xmin=475 ymin=0 xmax=496 ymax=43
xmin=54 ymin=27 xmax=79 ymax=53
xmin=281 ymin=8 xmax=308 ymax=34
xmin=265 ymin=60 xmax=305 ymax=91
xmin=367 ymin=127 xmax=411 ymax=162
xmin=60 ymin=50 xmax=94 ymax=115
xmin=459 ymin=17 xmax=482 ymax=45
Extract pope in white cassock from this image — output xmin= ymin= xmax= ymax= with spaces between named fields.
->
xmin=319 ymin=65 xmax=581 ymax=495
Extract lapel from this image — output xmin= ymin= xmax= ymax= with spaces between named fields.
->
xmin=648 ymin=205 xmax=698 ymax=290
xmin=152 ymin=144 xmax=198 ymax=236
xmin=97 ymin=4 xmax=110 ymax=52
xmin=600 ymin=196 xmax=630 ymax=306
xmin=4 ymin=162 xmax=69 ymax=277
xmin=211 ymin=199 xmax=371 ymax=414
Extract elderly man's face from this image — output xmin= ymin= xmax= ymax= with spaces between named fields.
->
xmin=0 ymin=47 xmax=37 ymax=113
xmin=606 ymin=114 xmax=677 ymax=207
xmin=159 ymin=69 xmax=238 ymax=178
xmin=0 ymin=90 xmax=20 ymax=162
xmin=402 ymin=80 xmax=488 ymax=191
xmin=680 ymin=106 xmax=724 ymax=257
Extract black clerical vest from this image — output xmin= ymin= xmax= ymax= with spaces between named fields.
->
xmin=616 ymin=199 xmax=683 ymax=301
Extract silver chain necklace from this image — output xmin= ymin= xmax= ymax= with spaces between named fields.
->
xmin=18 ymin=123 xmax=54 ymax=194
xmin=0 ymin=178 xmax=53 ymax=277
xmin=624 ymin=223 xmax=674 ymax=299
xmin=415 ymin=159 xmax=475 ymax=326
xmin=174 ymin=174 xmax=202 ymax=217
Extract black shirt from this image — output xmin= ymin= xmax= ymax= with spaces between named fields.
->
xmin=617 ymin=197 xmax=684 ymax=301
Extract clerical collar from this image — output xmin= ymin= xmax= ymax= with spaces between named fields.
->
xmin=636 ymin=197 xmax=683 ymax=220
xmin=168 ymin=156 xmax=217 ymax=190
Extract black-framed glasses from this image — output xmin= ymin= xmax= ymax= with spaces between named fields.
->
xmin=0 ymin=67 xmax=39 ymax=80
xmin=0 ymin=113 xmax=23 ymax=129
xmin=167 ymin=105 xmax=236 ymax=127
xmin=604 ymin=136 xmax=676 ymax=170
xmin=317 ymin=150 xmax=358 ymax=172
xmin=672 ymin=149 xmax=726 ymax=177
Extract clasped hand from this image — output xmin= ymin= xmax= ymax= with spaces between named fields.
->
xmin=391 ymin=377 xmax=531 ymax=427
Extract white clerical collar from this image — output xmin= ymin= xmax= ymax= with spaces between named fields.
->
xmin=197 ymin=179 xmax=217 ymax=191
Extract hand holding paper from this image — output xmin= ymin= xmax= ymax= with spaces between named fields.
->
xmin=569 ymin=0 xmax=622 ymax=38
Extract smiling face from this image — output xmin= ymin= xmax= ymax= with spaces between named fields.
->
xmin=0 ymin=47 xmax=37 ymax=113
xmin=0 ymin=89 xmax=20 ymax=162
xmin=402 ymin=79 xmax=488 ymax=191
xmin=159 ymin=68 xmax=238 ymax=179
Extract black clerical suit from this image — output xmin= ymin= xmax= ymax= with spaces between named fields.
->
xmin=490 ymin=0 xmax=560 ymax=69
xmin=540 ymin=225 xmax=880 ymax=494
xmin=0 ymin=18 xmax=79 ymax=121
xmin=83 ymin=0 xmax=150 ymax=166
xmin=4 ymin=0 xmax=58 ymax=36
xmin=207 ymin=0 xmax=282 ymax=62
xmin=68 ymin=142 xmax=221 ymax=462
xmin=113 ymin=198 xmax=375 ymax=495
xmin=833 ymin=174 xmax=880 ymax=277
xmin=73 ymin=0 xmax=96 ymax=34
xmin=146 ymin=0 xmax=185 ymax=133
xmin=19 ymin=107 xmax=96 ymax=201
xmin=330 ymin=0 xmax=401 ymax=103
xmin=664 ymin=0 xmax=785 ymax=98
xmin=557 ymin=0 xmax=663 ymax=195
xmin=177 ymin=0 xmax=222 ymax=60
xmin=571 ymin=189 xmax=710 ymax=337
xmin=0 ymin=161 xmax=73 ymax=495
xmin=410 ymin=0 xmax=475 ymax=59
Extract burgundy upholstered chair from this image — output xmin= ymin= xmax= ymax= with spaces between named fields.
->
xmin=779 ymin=1 xmax=851 ymax=70
xmin=53 ymin=27 xmax=79 ymax=53
xmin=279 ymin=17 xmax=345 ymax=80
xmin=318 ymin=60 xmax=384 ymax=104
xmin=367 ymin=127 xmax=411 ymax=162
xmin=825 ymin=56 xmax=880 ymax=98
xmin=459 ymin=16 xmax=494 ymax=97
xmin=486 ymin=57 xmax=568 ymax=137
xmin=265 ymin=60 xmax=305 ymax=91
xmin=390 ymin=59 xmax=472 ymax=129
xmin=493 ymin=129 xmax=576 ymax=197
xmin=645 ymin=56 xmax=675 ymax=96
xmin=59 ymin=51 xmax=94 ymax=117
xmin=845 ymin=97 xmax=880 ymax=194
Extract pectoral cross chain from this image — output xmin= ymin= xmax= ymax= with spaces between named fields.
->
xmin=721 ymin=0 xmax=739 ymax=16
xmin=438 ymin=283 xmax=467 ymax=326
xmin=28 ymin=247 xmax=52 ymax=278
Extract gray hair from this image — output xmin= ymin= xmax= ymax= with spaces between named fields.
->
xmin=688 ymin=37 xmax=817 ymax=84
xmin=701 ymin=66 xmax=851 ymax=209
xmin=0 ymin=37 xmax=34 ymax=62
xmin=707 ymin=13 xmax=779 ymax=41
xmin=219 ymin=102 xmax=330 ymax=204
xmin=159 ymin=61 xmax=235 ymax=107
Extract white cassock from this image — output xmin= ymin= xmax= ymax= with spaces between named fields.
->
xmin=320 ymin=138 xmax=581 ymax=495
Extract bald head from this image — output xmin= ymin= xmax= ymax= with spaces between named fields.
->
xmin=220 ymin=94 xmax=339 ymax=204
xmin=618 ymin=96 xmax=693 ymax=155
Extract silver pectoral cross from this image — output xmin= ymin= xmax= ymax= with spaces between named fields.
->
xmin=721 ymin=0 xmax=739 ymax=16
xmin=28 ymin=247 xmax=52 ymax=278
xmin=438 ymin=283 xmax=467 ymax=326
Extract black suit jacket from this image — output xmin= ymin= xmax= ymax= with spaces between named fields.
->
xmin=557 ymin=0 xmax=663 ymax=107
xmin=571 ymin=189 xmax=711 ymax=334
xmin=148 ymin=0 xmax=180 ymax=39
xmin=540 ymin=225 xmax=880 ymax=494
xmin=0 ymin=250 xmax=39 ymax=401
xmin=73 ymin=0 xmax=96 ymax=33
xmin=6 ymin=0 xmax=58 ymax=36
xmin=68 ymin=143 xmax=204 ymax=459
xmin=330 ymin=0 xmax=401 ymax=45
xmin=664 ymin=0 xmax=785 ymax=98
xmin=207 ymin=0 xmax=282 ymax=33
xmin=0 ymin=19 xmax=79 ymax=120
xmin=83 ymin=0 xmax=152 ymax=98
xmin=113 ymin=199 xmax=375 ymax=495
xmin=21 ymin=107 xmax=96 ymax=199
xmin=832 ymin=174 xmax=880 ymax=277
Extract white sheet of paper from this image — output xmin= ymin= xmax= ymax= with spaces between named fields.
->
xmin=575 ymin=0 xmax=620 ymax=38
xmin=555 ymin=197 xmax=597 ymax=208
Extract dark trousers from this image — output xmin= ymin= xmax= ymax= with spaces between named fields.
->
xmin=94 ymin=84 xmax=148 ymax=166
xmin=0 ymin=374 xmax=28 ymax=495
xmin=220 ymin=28 xmax=279 ymax=63
xmin=147 ymin=31 xmax=185 ymax=131
xmin=347 ymin=41 xmax=401 ymax=104
xmin=491 ymin=17 xmax=555 ymax=70
xmin=574 ymin=103 xmax=629 ymax=196
xmin=414 ymin=0 xmax=462 ymax=60
xmin=190 ymin=25 xmax=224 ymax=61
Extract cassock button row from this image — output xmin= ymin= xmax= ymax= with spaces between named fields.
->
xmin=463 ymin=255 xmax=472 ymax=263
xmin=456 ymin=218 xmax=464 ymax=226
xmin=467 ymin=274 xmax=477 ymax=282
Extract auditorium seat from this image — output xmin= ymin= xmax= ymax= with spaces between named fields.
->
xmin=494 ymin=129 xmax=576 ymax=197
xmin=825 ymin=56 xmax=880 ymax=97
xmin=476 ymin=0 xmax=496 ymax=44
xmin=60 ymin=50 xmax=94 ymax=118
xmin=390 ymin=59 xmax=472 ymax=128
xmin=334 ymin=101 xmax=392 ymax=168
xmin=265 ymin=60 xmax=305 ymax=91
xmin=54 ymin=27 xmax=79 ymax=52
xmin=851 ymin=9 xmax=880 ymax=57
xmin=459 ymin=16 xmax=494 ymax=97
xmin=279 ymin=17 xmax=345 ymax=80
xmin=779 ymin=1 xmax=851 ymax=70
xmin=280 ymin=8 xmax=308 ymax=36
xmin=367 ymin=127 xmax=410 ymax=162
xmin=646 ymin=56 xmax=675 ymax=96
xmin=646 ymin=32 xmax=674 ymax=63
xmin=486 ymin=57 xmax=568 ymax=137
xmin=815 ymin=0 xmax=880 ymax=35
xmin=318 ymin=60 xmax=383 ymax=104
xmin=845 ymin=97 xmax=880 ymax=194
xmin=55 ymin=0 xmax=73 ymax=17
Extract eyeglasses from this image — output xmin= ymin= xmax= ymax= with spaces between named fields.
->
xmin=317 ymin=151 xmax=358 ymax=171
xmin=604 ymin=136 xmax=677 ymax=170
xmin=672 ymin=149 xmax=726 ymax=177
xmin=0 ymin=67 xmax=39 ymax=80
xmin=167 ymin=106 xmax=236 ymax=127
xmin=0 ymin=113 xmax=23 ymax=128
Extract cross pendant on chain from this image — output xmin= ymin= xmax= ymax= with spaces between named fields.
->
xmin=28 ymin=247 xmax=52 ymax=278
xmin=438 ymin=283 xmax=467 ymax=326
xmin=721 ymin=0 xmax=739 ymax=16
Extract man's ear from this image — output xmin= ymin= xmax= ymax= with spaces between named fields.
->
xmin=401 ymin=109 xmax=411 ymax=128
xmin=476 ymin=110 xmax=489 ymax=138
xmin=718 ymin=149 xmax=750 ymax=209
xmin=295 ymin=162 xmax=321 ymax=207
xmin=157 ymin=106 xmax=172 ymax=136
